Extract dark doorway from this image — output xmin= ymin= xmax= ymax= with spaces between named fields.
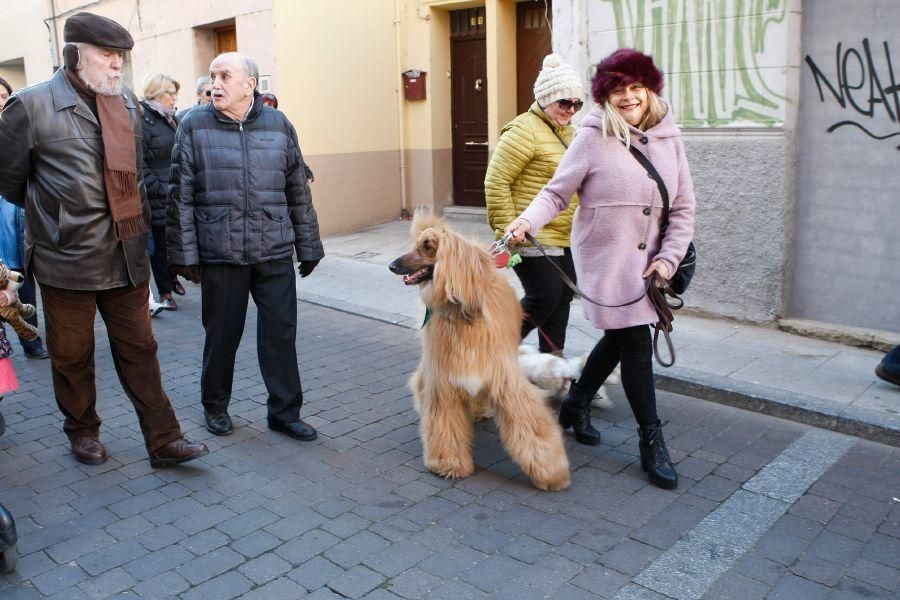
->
xmin=517 ymin=0 xmax=553 ymax=114
xmin=450 ymin=8 xmax=488 ymax=207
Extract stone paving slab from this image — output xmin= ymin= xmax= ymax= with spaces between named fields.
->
xmin=1 ymin=290 xmax=899 ymax=599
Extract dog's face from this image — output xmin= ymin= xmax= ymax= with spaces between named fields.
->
xmin=388 ymin=226 xmax=439 ymax=286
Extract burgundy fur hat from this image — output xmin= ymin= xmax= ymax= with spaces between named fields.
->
xmin=591 ymin=48 xmax=663 ymax=104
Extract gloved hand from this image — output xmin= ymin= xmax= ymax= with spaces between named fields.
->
xmin=171 ymin=265 xmax=201 ymax=284
xmin=298 ymin=259 xmax=320 ymax=278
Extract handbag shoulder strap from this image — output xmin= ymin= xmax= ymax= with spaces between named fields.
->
xmin=625 ymin=143 xmax=670 ymax=232
xmin=530 ymin=109 xmax=569 ymax=150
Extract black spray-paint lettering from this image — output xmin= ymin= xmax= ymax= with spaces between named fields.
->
xmin=805 ymin=38 xmax=900 ymax=149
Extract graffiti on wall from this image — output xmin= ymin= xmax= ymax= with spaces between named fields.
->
xmin=805 ymin=39 xmax=900 ymax=150
xmin=594 ymin=0 xmax=788 ymax=127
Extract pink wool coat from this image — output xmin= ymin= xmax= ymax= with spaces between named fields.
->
xmin=519 ymin=107 xmax=695 ymax=330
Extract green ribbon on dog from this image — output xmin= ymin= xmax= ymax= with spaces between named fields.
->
xmin=421 ymin=306 xmax=432 ymax=329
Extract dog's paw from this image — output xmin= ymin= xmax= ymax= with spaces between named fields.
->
xmin=426 ymin=457 xmax=474 ymax=480
xmin=533 ymin=468 xmax=571 ymax=491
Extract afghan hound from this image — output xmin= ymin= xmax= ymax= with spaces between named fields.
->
xmin=388 ymin=212 xmax=570 ymax=491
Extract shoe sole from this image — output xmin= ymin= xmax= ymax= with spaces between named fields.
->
xmin=267 ymin=423 xmax=318 ymax=441
xmin=876 ymin=364 xmax=900 ymax=387
xmin=149 ymin=447 xmax=210 ymax=468
xmin=206 ymin=425 xmax=234 ymax=436
xmin=73 ymin=453 xmax=108 ymax=466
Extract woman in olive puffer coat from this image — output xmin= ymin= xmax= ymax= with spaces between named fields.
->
xmin=485 ymin=54 xmax=584 ymax=355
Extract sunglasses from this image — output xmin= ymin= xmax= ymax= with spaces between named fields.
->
xmin=557 ymin=98 xmax=584 ymax=112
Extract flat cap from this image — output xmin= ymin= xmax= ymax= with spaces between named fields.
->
xmin=63 ymin=12 xmax=134 ymax=50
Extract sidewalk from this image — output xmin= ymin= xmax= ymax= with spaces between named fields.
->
xmin=299 ymin=215 xmax=900 ymax=447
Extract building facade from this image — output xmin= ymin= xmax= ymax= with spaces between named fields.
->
xmin=1 ymin=0 xmax=897 ymax=334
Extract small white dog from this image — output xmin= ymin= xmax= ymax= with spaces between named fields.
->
xmin=518 ymin=345 xmax=619 ymax=409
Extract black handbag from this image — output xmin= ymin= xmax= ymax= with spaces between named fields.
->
xmin=625 ymin=144 xmax=696 ymax=294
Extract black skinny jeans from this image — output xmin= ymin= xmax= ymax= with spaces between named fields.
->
xmin=573 ymin=324 xmax=659 ymax=428
xmin=512 ymin=249 xmax=576 ymax=353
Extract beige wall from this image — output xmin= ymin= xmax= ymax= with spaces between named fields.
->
xmin=274 ymin=0 xmax=404 ymax=234
xmin=45 ymin=0 xmax=273 ymax=105
xmin=0 ymin=0 xmax=54 ymax=88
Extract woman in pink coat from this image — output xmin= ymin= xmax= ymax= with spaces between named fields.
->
xmin=506 ymin=49 xmax=695 ymax=489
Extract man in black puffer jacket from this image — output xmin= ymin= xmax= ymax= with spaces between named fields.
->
xmin=168 ymin=52 xmax=325 ymax=441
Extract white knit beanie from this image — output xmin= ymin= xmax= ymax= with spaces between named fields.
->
xmin=533 ymin=54 xmax=584 ymax=107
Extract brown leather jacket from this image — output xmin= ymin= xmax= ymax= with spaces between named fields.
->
xmin=0 ymin=69 xmax=150 ymax=290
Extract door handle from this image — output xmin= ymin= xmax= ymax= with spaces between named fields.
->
xmin=474 ymin=78 xmax=483 ymax=92
xmin=465 ymin=141 xmax=489 ymax=146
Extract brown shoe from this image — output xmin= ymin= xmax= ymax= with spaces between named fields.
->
xmin=71 ymin=437 xmax=108 ymax=465
xmin=148 ymin=437 xmax=209 ymax=468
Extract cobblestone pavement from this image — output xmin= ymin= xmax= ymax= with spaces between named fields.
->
xmin=1 ymin=290 xmax=899 ymax=599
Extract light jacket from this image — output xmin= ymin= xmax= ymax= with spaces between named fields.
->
xmin=520 ymin=106 xmax=696 ymax=330
xmin=0 ymin=197 xmax=23 ymax=269
xmin=0 ymin=68 xmax=150 ymax=290
xmin=485 ymin=102 xmax=577 ymax=247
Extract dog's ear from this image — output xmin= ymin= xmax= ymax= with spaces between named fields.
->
xmin=432 ymin=230 xmax=485 ymax=319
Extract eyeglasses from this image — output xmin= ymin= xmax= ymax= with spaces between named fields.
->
xmin=557 ymin=98 xmax=584 ymax=112
xmin=165 ymin=90 xmax=178 ymax=97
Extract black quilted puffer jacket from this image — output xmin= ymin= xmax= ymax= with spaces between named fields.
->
xmin=140 ymin=101 xmax=177 ymax=227
xmin=166 ymin=94 xmax=324 ymax=267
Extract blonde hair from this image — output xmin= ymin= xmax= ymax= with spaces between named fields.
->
xmin=600 ymin=89 xmax=667 ymax=148
xmin=142 ymin=73 xmax=179 ymax=101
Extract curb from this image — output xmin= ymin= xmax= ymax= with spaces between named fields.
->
xmin=299 ymin=298 xmax=900 ymax=449
xmin=655 ymin=367 xmax=900 ymax=448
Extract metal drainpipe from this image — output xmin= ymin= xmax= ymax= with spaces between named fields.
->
xmin=394 ymin=0 xmax=410 ymax=219
xmin=47 ymin=0 xmax=61 ymax=70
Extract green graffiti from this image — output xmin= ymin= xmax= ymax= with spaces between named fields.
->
xmin=600 ymin=0 xmax=787 ymax=127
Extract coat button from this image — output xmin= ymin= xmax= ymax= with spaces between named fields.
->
xmin=642 ymin=207 xmax=651 ymax=215
xmin=640 ymin=136 xmax=649 ymax=144
xmin=638 ymin=243 xmax=646 ymax=250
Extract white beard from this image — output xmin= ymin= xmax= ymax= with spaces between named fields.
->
xmin=78 ymin=65 xmax=123 ymax=96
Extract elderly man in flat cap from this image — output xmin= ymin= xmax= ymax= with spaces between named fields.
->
xmin=168 ymin=52 xmax=324 ymax=441
xmin=0 ymin=12 xmax=208 ymax=467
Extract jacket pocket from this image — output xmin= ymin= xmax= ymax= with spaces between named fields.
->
xmin=262 ymin=205 xmax=293 ymax=249
xmin=195 ymin=206 xmax=231 ymax=259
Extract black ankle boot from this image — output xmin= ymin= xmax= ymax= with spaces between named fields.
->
xmin=559 ymin=386 xmax=601 ymax=446
xmin=638 ymin=421 xmax=678 ymax=489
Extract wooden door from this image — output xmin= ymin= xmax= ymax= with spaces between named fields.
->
xmin=450 ymin=9 xmax=488 ymax=207
xmin=215 ymin=27 xmax=237 ymax=54
xmin=517 ymin=0 xmax=553 ymax=114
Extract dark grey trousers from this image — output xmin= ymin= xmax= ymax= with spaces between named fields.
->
xmin=199 ymin=258 xmax=303 ymax=423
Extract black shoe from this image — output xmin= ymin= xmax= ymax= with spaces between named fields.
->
xmin=24 ymin=347 xmax=49 ymax=360
xmin=267 ymin=417 xmax=317 ymax=441
xmin=204 ymin=411 xmax=233 ymax=436
xmin=638 ymin=421 xmax=678 ymax=490
xmin=558 ymin=386 xmax=601 ymax=446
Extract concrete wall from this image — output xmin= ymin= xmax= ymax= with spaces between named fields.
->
xmin=273 ymin=0 xmax=402 ymax=235
xmin=0 ymin=0 xmax=54 ymax=88
xmin=554 ymin=0 xmax=801 ymax=323
xmin=789 ymin=0 xmax=900 ymax=333
xmin=38 ymin=0 xmax=274 ymax=106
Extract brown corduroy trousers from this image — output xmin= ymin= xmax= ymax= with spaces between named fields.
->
xmin=39 ymin=282 xmax=183 ymax=453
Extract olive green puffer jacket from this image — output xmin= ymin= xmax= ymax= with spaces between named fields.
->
xmin=485 ymin=102 xmax=578 ymax=247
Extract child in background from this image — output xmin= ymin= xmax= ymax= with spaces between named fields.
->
xmin=0 ymin=311 xmax=21 ymax=435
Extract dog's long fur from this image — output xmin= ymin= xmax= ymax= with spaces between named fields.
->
xmin=390 ymin=213 xmax=570 ymax=491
